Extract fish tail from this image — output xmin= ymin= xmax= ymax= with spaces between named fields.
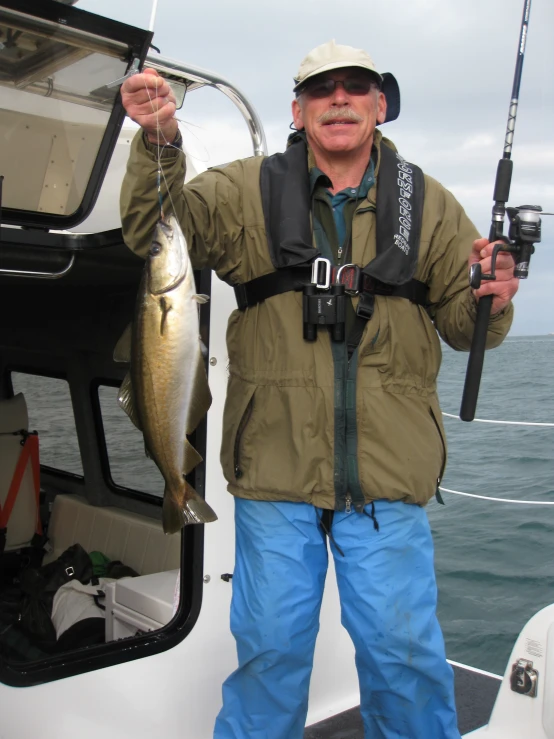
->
xmin=162 ymin=483 xmax=218 ymax=534
xmin=182 ymin=489 xmax=218 ymax=525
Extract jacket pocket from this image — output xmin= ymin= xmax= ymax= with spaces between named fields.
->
xmin=234 ymin=393 xmax=254 ymax=479
xmin=220 ymin=376 xmax=256 ymax=483
xmin=357 ymin=387 xmax=447 ymax=504
xmin=429 ymin=395 xmax=448 ymax=484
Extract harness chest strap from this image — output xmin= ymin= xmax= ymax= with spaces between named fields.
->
xmin=234 ymin=138 xmax=427 ymax=328
xmin=234 ymin=266 xmax=428 ymax=311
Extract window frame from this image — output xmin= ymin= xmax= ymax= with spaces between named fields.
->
xmin=0 ymin=366 xmax=205 ymax=687
xmin=92 ymin=377 xmax=165 ymax=507
xmin=8 ymin=368 xmax=84 ymax=481
xmin=0 ymin=267 xmax=211 ymax=686
xmin=0 ymin=0 xmax=152 ymax=231
xmin=0 ymin=365 xmax=206 ymax=688
xmin=0 ymin=526 xmax=204 ymax=688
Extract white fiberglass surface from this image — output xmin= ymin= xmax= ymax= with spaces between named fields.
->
xmin=0 ymin=275 xmax=360 ymax=739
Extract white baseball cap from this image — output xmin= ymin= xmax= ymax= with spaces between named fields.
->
xmin=293 ymin=40 xmax=401 ymax=124
xmin=293 ymin=40 xmax=382 ymax=92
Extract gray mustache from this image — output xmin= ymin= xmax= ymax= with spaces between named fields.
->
xmin=318 ymin=108 xmax=363 ymax=124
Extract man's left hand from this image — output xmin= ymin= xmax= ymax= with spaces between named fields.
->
xmin=469 ymin=238 xmax=519 ymax=315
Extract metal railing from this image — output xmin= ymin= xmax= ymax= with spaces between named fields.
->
xmin=145 ymin=54 xmax=268 ymax=157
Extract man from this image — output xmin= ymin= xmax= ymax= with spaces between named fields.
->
xmin=120 ymin=40 xmax=518 ymax=739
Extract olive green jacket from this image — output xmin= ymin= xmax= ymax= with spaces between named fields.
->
xmin=120 ymin=129 xmax=513 ymax=510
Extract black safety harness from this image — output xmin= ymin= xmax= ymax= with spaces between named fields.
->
xmin=234 ymin=136 xmax=428 ymax=356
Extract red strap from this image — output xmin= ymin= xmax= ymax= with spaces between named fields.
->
xmin=0 ymin=433 xmax=42 ymax=535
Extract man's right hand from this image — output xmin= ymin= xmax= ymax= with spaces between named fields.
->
xmin=121 ymin=67 xmax=179 ymax=145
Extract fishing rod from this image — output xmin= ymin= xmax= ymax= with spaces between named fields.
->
xmin=149 ymin=0 xmax=159 ymax=31
xmin=459 ymin=0 xmax=544 ymax=421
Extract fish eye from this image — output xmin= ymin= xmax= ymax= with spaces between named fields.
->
xmin=150 ymin=243 xmax=162 ymax=256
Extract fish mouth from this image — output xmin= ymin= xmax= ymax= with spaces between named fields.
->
xmin=148 ymin=216 xmax=188 ymax=295
xmin=157 ymin=222 xmax=174 ymax=245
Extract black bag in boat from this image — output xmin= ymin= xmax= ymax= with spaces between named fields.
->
xmin=18 ymin=543 xmax=93 ymax=648
xmin=0 ymin=586 xmax=24 ymax=627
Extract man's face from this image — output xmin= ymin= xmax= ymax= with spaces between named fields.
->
xmin=291 ymin=68 xmax=387 ymax=157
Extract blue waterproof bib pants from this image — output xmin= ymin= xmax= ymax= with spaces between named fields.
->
xmin=214 ymin=498 xmax=460 ymax=739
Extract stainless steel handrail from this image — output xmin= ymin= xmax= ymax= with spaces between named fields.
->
xmin=0 ymin=254 xmax=75 ymax=279
xmin=145 ymin=54 xmax=268 ymax=157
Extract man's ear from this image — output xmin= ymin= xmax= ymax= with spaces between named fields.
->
xmin=376 ymin=92 xmax=387 ymax=125
xmin=292 ymin=98 xmax=304 ymax=130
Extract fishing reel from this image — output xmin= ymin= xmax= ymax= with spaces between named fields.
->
xmin=469 ymin=205 xmax=543 ymax=290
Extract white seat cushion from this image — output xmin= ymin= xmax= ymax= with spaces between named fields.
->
xmin=44 ymin=494 xmax=180 ymax=575
xmin=0 ymin=394 xmax=37 ymax=550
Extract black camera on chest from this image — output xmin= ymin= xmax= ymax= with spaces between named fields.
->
xmin=302 ymin=258 xmax=346 ymax=343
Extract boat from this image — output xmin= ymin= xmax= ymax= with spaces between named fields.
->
xmin=0 ymin=2 xmax=552 ymax=737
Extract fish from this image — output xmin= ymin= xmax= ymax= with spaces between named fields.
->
xmin=114 ymin=214 xmax=217 ymax=533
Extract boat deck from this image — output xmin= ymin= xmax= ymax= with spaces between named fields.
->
xmin=304 ymin=664 xmax=501 ymax=737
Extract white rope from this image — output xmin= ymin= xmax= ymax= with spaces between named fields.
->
xmin=442 ymin=412 xmax=554 ymax=427
xmin=439 ymin=487 xmax=554 ymax=506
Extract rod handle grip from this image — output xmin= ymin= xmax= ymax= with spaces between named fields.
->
xmin=459 ymin=294 xmax=493 ymax=422
xmin=493 ymin=158 xmax=513 ymax=204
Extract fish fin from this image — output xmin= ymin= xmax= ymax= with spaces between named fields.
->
xmin=194 ymin=294 xmax=210 ymax=304
xmin=185 ymin=357 xmax=212 ymax=434
xmin=162 ymin=483 xmax=218 ymax=534
xmin=114 ymin=323 xmax=132 ymax=363
xmin=183 ymin=438 xmax=203 ymax=475
xmin=118 ymin=373 xmax=142 ymax=431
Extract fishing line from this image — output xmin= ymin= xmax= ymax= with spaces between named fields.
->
xmin=142 ymin=80 xmax=163 ymax=216
xmin=143 ymin=78 xmax=180 ymax=219
xmin=442 ymin=411 xmax=554 ymax=427
xmin=172 ymin=117 xmax=210 ymax=165
xmin=143 ymin=77 xmax=211 ymax=159
xmin=143 ymin=77 xmax=211 ymax=224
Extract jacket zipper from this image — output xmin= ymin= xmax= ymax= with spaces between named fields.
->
xmin=233 ymin=396 xmax=254 ymax=479
xmin=341 ymin=202 xmax=375 ymax=513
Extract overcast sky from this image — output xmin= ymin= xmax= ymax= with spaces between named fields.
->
xmin=80 ymin=0 xmax=554 ymax=335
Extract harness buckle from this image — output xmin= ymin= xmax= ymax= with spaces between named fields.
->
xmin=356 ymin=292 xmax=375 ymax=321
xmin=335 ymin=264 xmax=361 ymax=295
xmin=311 ymin=258 xmax=331 ymax=289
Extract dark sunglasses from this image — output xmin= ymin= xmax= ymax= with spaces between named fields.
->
xmin=300 ymin=76 xmax=378 ymax=99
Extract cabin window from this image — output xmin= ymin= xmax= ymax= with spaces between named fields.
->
xmin=10 ymin=372 xmax=83 ymax=476
xmin=97 ymin=384 xmax=165 ymax=496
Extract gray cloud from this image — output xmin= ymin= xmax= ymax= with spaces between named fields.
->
xmin=80 ymin=0 xmax=554 ymax=334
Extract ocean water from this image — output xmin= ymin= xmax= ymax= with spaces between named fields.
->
xmin=10 ymin=335 xmax=554 ymax=677
xmin=432 ymin=334 xmax=554 ymax=675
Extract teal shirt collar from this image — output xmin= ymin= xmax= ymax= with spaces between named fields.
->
xmin=309 ymin=153 xmax=376 ymax=200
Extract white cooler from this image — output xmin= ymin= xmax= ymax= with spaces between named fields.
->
xmin=105 ymin=569 xmax=180 ymax=641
